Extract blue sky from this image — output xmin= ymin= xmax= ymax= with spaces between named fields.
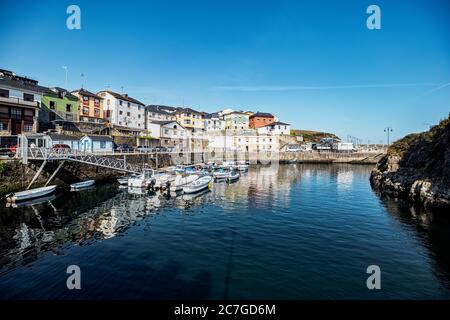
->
xmin=0 ymin=0 xmax=449 ymax=143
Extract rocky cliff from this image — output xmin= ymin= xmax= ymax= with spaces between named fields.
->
xmin=370 ymin=115 xmax=450 ymax=214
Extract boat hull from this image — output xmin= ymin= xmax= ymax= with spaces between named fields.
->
xmin=183 ymin=176 xmax=213 ymax=194
xmin=6 ymin=185 xmax=58 ymax=203
xmin=70 ymin=180 xmax=95 ymax=190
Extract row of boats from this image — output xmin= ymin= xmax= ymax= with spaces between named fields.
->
xmin=3 ymin=161 xmax=249 ymax=204
xmin=120 ymin=161 xmax=248 ymax=194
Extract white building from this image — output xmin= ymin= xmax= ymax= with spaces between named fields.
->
xmin=80 ymin=135 xmax=114 ymax=153
xmin=204 ymin=113 xmax=225 ymax=132
xmin=147 ymin=120 xmax=187 ymax=150
xmin=145 ymin=105 xmax=177 ymax=125
xmin=257 ymin=122 xmax=291 ymax=135
xmin=97 ymin=90 xmax=145 ymax=130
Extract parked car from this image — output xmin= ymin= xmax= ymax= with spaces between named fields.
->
xmin=286 ymin=144 xmax=301 ymax=152
xmin=115 ymin=144 xmax=134 ymax=152
xmin=52 ymin=144 xmax=71 ymax=150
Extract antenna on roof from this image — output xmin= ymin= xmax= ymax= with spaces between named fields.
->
xmin=81 ymin=73 xmax=85 ymax=89
xmin=121 ymin=86 xmax=124 ymax=93
xmin=62 ymin=66 xmax=68 ymax=89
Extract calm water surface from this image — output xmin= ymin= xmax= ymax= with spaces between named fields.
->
xmin=1 ymin=164 xmax=450 ymax=299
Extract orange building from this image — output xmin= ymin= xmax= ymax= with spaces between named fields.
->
xmin=72 ymin=88 xmax=104 ymax=123
xmin=249 ymin=112 xmax=275 ymax=129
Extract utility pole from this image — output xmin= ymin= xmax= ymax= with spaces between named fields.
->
xmin=384 ymin=127 xmax=393 ymax=146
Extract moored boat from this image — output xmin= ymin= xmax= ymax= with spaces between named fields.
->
xmin=128 ymin=169 xmax=156 ymax=188
xmin=70 ymin=180 xmax=95 ymax=190
xmin=182 ymin=176 xmax=213 ymax=194
xmin=170 ymin=174 xmax=199 ymax=192
xmin=5 ymin=185 xmax=58 ymax=203
xmin=226 ymin=169 xmax=240 ymax=183
xmin=213 ymin=168 xmax=229 ymax=180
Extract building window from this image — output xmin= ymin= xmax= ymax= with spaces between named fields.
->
xmin=127 ymin=112 xmax=130 ymax=116
xmin=0 ymin=89 xmax=9 ymax=98
xmin=127 ymin=102 xmax=130 ymax=107
xmin=138 ymin=114 xmax=141 ymax=119
xmin=83 ymin=107 xmax=89 ymax=115
xmin=100 ymin=141 xmax=106 ymax=149
xmin=24 ymin=124 xmax=33 ymax=132
xmin=23 ymin=93 xmax=34 ymax=102
xmin=49 ymin=101 xmax=56 ymax=109
xmin=83 ymin=96 xmax=89 ymax=102
xmin=0 ymin=122 xmax=7 ymax=130
xmin=119 ymin=100 xmax=123 ymax=106
xmin=119 ymin=110 xmax=123 ymax=115
xmin=94 ymin=108 xmax=100 ymax=116
xmin=66 ymin=104 xmax=72 ymax=112
xmin=11 ymin=108 xmax=21 ymax=119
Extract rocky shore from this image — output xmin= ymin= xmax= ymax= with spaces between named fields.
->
xmin=370 ymin=115 xmax=450 ymax=214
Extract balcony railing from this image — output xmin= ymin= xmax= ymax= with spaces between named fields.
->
xmin=0 ymin=96 xmax=39 ymax=108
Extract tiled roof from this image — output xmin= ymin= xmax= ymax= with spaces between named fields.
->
xmin=261 ymin=121 xmax=290 ymax=127
xmin=83 ymin=135 xmax=113 ymax=142
xmin=98 ymin=90 xmax=145 ymax=106
xmin=250 ymin=112 xmax=274 ymax=118
xmin=72 ymin=88 xmax=103 ymax=99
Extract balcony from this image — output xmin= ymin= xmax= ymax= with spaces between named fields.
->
xmin=0 ymin=96 xmax=39 ymax=108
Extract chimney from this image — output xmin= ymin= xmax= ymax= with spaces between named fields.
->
xmin=123 ymin=94 xmax=128 ymax=98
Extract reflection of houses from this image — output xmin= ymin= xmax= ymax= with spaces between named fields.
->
xmin=0 ymin=69 xmax=47 ymax=135
xmin=71 ymin=88 xmax=105 ymax=123
xmin=147 ymin=120 xmax=187 ymax=150
xmin=257 ymin=122 xmax=291 ymax=135
xmin=40 ymin=87 xmax=79 ymax=123
xmin=80 ymin=135 xmax=114 ymax=152
xmin=249 ymin=112 xmax=275 ymax=129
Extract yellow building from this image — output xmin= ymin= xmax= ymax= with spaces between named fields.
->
xmin=72 ymin=88 xmax=104 ymax=123
xmin=175 ymin=107 xmax=205 ymax=132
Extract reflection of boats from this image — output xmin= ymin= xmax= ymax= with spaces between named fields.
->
xmin=127 ymin=186 xmax=148 ymax=195
xmin=128 ymin=169 xmax=156 ymax=188
xmin=6 ymin=194 xmax=57 ymax=208
xmin=236 ymin=161 xmax=249 ymax=171
xmin=183 ymin=176 xmax=213 ymax=194
xmin=170 ymin=174 xmax=199 ymax=192
xmin=5 ymin=185 xmax=58 ymax=203
xmin=226 ymin=169 xmax=240 ymax=183
xmin=70 ymin=180 xmax=95 ymax=190
xmin=181 ymin=188 xmax=210 ymax=201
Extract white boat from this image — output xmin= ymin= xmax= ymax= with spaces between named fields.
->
xmin=170 ymin=174 xmax=199 ymax=192
xmin=183 ymin=176 xmax=213 ymax=194
xmin=70 ymin=180 xmax=95 ymax=190
xmin=154 ymin=173 xmax=176 ymax=189
xmin=128 ymin=169 xmax=156 ymax=188
xmin=213 ymin=168 xmax=229 ymax=180
xmin=226 ymin=170 xmax=240 ymax=182
xmin=117 ymin=177 xmax=129 ymax=185
xmin=5 ymin=185 xmax=58 ymax=203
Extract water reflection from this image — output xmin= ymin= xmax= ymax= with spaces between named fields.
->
xmin=0 ymin=164 xmax=450 ymax=299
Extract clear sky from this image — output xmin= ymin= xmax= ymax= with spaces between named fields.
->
xmin=1 ymin=0 xmax=449 ymax=143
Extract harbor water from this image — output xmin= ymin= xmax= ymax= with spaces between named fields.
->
xmin=1 ymin=164 xmax=450 ymax=299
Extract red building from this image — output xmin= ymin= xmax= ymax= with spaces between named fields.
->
xmin=249 ymin=112 xmax=275 ymax=129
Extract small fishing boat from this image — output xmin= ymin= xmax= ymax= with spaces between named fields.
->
xmin=5 ymin=185 xmax=58 ymax=203
xmin=226 ymin=169 xmax=240 ymax=183
xmin=70 ymin=180 xmax=95 ymax=190
xmin=117 ymin=177 xmax=130 ymax=185
xmin=213 ymin=168 xmax=229 ymax=180
xmin=183 ymin=176 xmax=213 ymax=194
xmin=128 ymin=169 xmax=156 ymax=188
xmin=154 ymin=173 xmax=176 ymax=189
xmin=170 ymin=174 xmax=199 ymax=192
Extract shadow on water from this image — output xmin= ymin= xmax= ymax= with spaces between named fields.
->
xmin=377 ymin=193 xmax=450 ymax=290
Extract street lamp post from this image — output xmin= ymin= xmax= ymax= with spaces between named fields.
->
xmin=384 ymin=127 xmax=393 ymax=146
